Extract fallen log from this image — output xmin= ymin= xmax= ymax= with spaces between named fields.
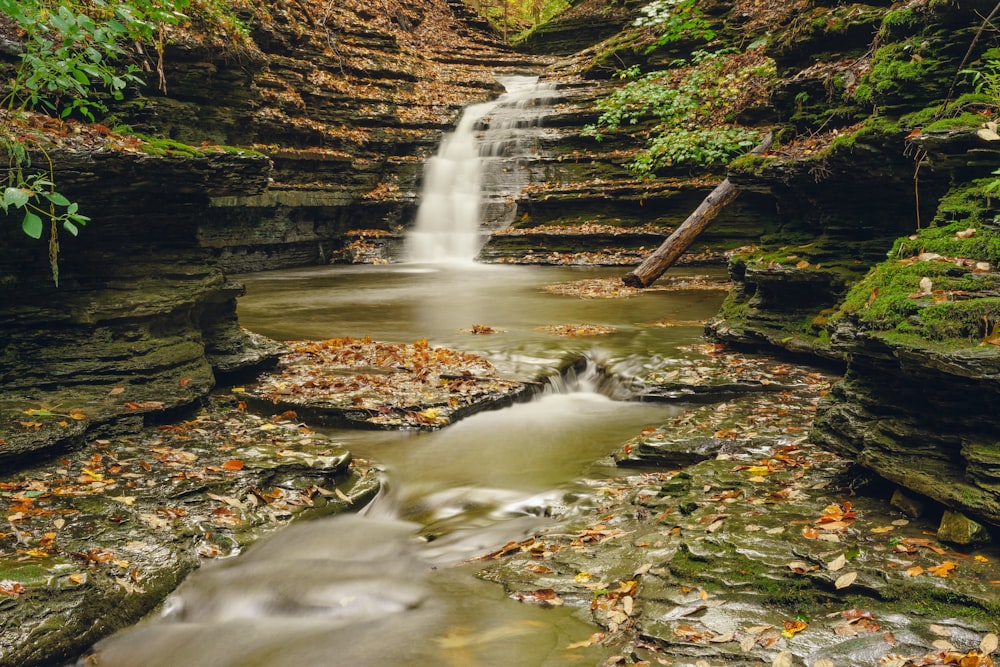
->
xmin=622 ymin=132 xmax=773 ymax=288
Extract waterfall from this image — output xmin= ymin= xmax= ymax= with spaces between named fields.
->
xmin=405 ymin=76 xmax=555 ymax=264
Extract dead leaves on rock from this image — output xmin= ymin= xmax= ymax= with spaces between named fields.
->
xmin=541 ymin=275 xmax=731 ymax=299
xmin=542 ymin=324 xmax=617 ymax=337
xmin=249 ymin=336 xmax=526 ymax=428
xmin=880 ymin=630 xmax=999 ymax=666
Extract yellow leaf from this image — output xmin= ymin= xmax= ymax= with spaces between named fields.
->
xmin=574 ymin=572 xmax=592 ymax=583
xmin=975 ymin=555 xmax=990 ymax=563
xmin=781 ymin=620 xmax=808 ymax=638
xmin=870 ymin=525 xmax=894 ymax=533
xmin=108 ymin=496 xmax=136 ymax=506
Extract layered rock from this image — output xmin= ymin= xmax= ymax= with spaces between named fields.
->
xmin=0 ymin=144 xmax=280 ymax=463
xmin=119 ymin=0 xmax=553 ymax=272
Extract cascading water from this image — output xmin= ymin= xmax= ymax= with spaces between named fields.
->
xmin=405 ymin=76 xmax=556 ymax=263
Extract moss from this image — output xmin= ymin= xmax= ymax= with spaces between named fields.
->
xmin=880 ymin=580 xmax=1000 ymax=625
xmin=835 ymin=221 xmax=1000 ymax=343
xmin=922 ymin=112 xmax=990 ymax=133
xmin=132 ymin=133 xmax=264 ymax=158
xmin=854 ymin=40 xmax=942 ymax=107
xmin=881 ymin=7 xmax=922 ymax=33
xmin=930 ymin=181 xmax=998 ymax=227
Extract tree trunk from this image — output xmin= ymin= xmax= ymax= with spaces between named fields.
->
xmin=622 ymin=133 xmax=772 ymax=288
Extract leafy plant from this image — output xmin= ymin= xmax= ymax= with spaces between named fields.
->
xmin=0 ymin=0 xmax=193 ymax=284
xmin=633 ymin=0 xmax=716 ymax=53
xmin=583 ymin=48 xmax=775 ymax=175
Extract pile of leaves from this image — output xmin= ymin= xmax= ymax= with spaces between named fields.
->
xmin=541 ymin=324 xmax=618 ymax=337
xmin=247 ymin=337 xmax=531 ymax=429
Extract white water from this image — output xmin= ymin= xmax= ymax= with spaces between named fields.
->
xmin=405 ymin=76 xmax=555 ymax=264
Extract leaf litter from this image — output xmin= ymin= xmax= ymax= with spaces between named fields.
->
xmin=471 ymin=344 xmax=1000 ymax=667
xmin=247 ymin=336 xmax=531 ymax=428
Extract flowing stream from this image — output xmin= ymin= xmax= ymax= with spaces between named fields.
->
xmin=85 ymin=81 xmax=730 ymax=666
xmin=87 ymin=264 xmax=728 ymax=667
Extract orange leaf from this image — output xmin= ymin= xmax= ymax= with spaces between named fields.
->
xmin=179 ymin=377 xmax=192 ymax=387
xmin=221 ymin=459 xmax=245 ymax=471
xmin=928 ymin=561 xmax=957 ymax=578
xmin=782 ymin=620 xmax=808 ymax=638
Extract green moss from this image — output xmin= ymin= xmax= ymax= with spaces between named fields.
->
xmin=854 ymin=40 xmax=941 ymax=106
xmin=131 ymin=133 xmax=264 ymax=158
xmin=922 ymin=112 xmax=990 ymax=133
xmin=930 ymin=181 xmax=998 ymax=227
xmin=836 ymin=221 xmax=1000 ymax=343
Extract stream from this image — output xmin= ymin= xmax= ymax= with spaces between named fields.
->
xmin=84 ymin=77 xmax=754 ymax=666
xmin=85 ymin=263 xmax=731 ymax=666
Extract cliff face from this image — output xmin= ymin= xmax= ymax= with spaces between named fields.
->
xmin=0 ymin=145 xmax=280 ymax=463
xmin=123 ymin=0 xmax=551 ymax=272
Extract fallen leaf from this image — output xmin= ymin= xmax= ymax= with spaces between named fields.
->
xmin=773 ymin=651 xmax=794 ymax=667
xmin=929 ymin=624 xmax=953 ymax=637
xmin=834 ymin=571 xmax=858 ymax=589
xmin=782 ymin=620 xmax=808 ymax=638
xmin=928 ymin=561 xmax=957 ymax=578
xmin=0 ymin=580 xmax=26 ymax=595
xmin=956 ymin=228 xmax=977 ymax=238
xmin=870 ymin=525 xmax=894 ymax=534
xmin=982 ymin=632 xmax=999 ymax=655
xmin=827 ymin=554 xmax=847 ymax=571
xmin=513 ymin=589 xmax=563 ymax=606
xmin=221 ymin=459 xmax=245 ymax=471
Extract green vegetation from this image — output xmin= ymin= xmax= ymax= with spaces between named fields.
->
xmin=583 ymin=48 xmax=775 ymax=175
xmin=632 ymin=0 xmax=715 ymax=53
xmin=853 ymin=39 xmax=940 ymax=108
xmin=463 ymin=0 xmax=570 ymax=41
xmin=0 ymin=0 xmax=251 ymax=285
xmin=835 ymin=219 xmax=1000 ymax=343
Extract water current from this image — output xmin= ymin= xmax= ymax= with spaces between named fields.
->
xmin=86 ymin=264 xmax=728 ymax=667
xmin=84 ymin=77 xmax=730 ymax=667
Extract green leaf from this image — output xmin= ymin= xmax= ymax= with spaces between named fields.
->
xmin=63 ymin=220 xmax=79 ymax=236
xmin=44 ymin=192 xmax=72 ymax=207
xmin=22 ymin=211 xmax=43 ymax=239
xmin=4 ymin=187 xmax=30 ymax=209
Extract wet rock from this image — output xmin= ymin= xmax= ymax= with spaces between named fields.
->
xmin=245 ymin=337 xmax=535 ymax=430
xmin=891 ymin=488 xmax=926 ymax=519
xmin=938 ymin=510 xmax=991 ymax=546
xmin=475 ymin=350 xmax=1000 ymax=667
xmin=0 ymin=147 xmax=277 ymax=465
xmin=615 ymin=436 xmax=731 ymax=467
xmin=0 ymin=398 xmax=379 ymax=667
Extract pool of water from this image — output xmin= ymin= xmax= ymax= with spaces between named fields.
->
xmin=86 ymin=263 xmax=728 ymax=667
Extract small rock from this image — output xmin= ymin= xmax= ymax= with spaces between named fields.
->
xmin=937 ymin=509 xmax=991 ymax=545
xmin=890 ymin=488 xmax=925 ymax=518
